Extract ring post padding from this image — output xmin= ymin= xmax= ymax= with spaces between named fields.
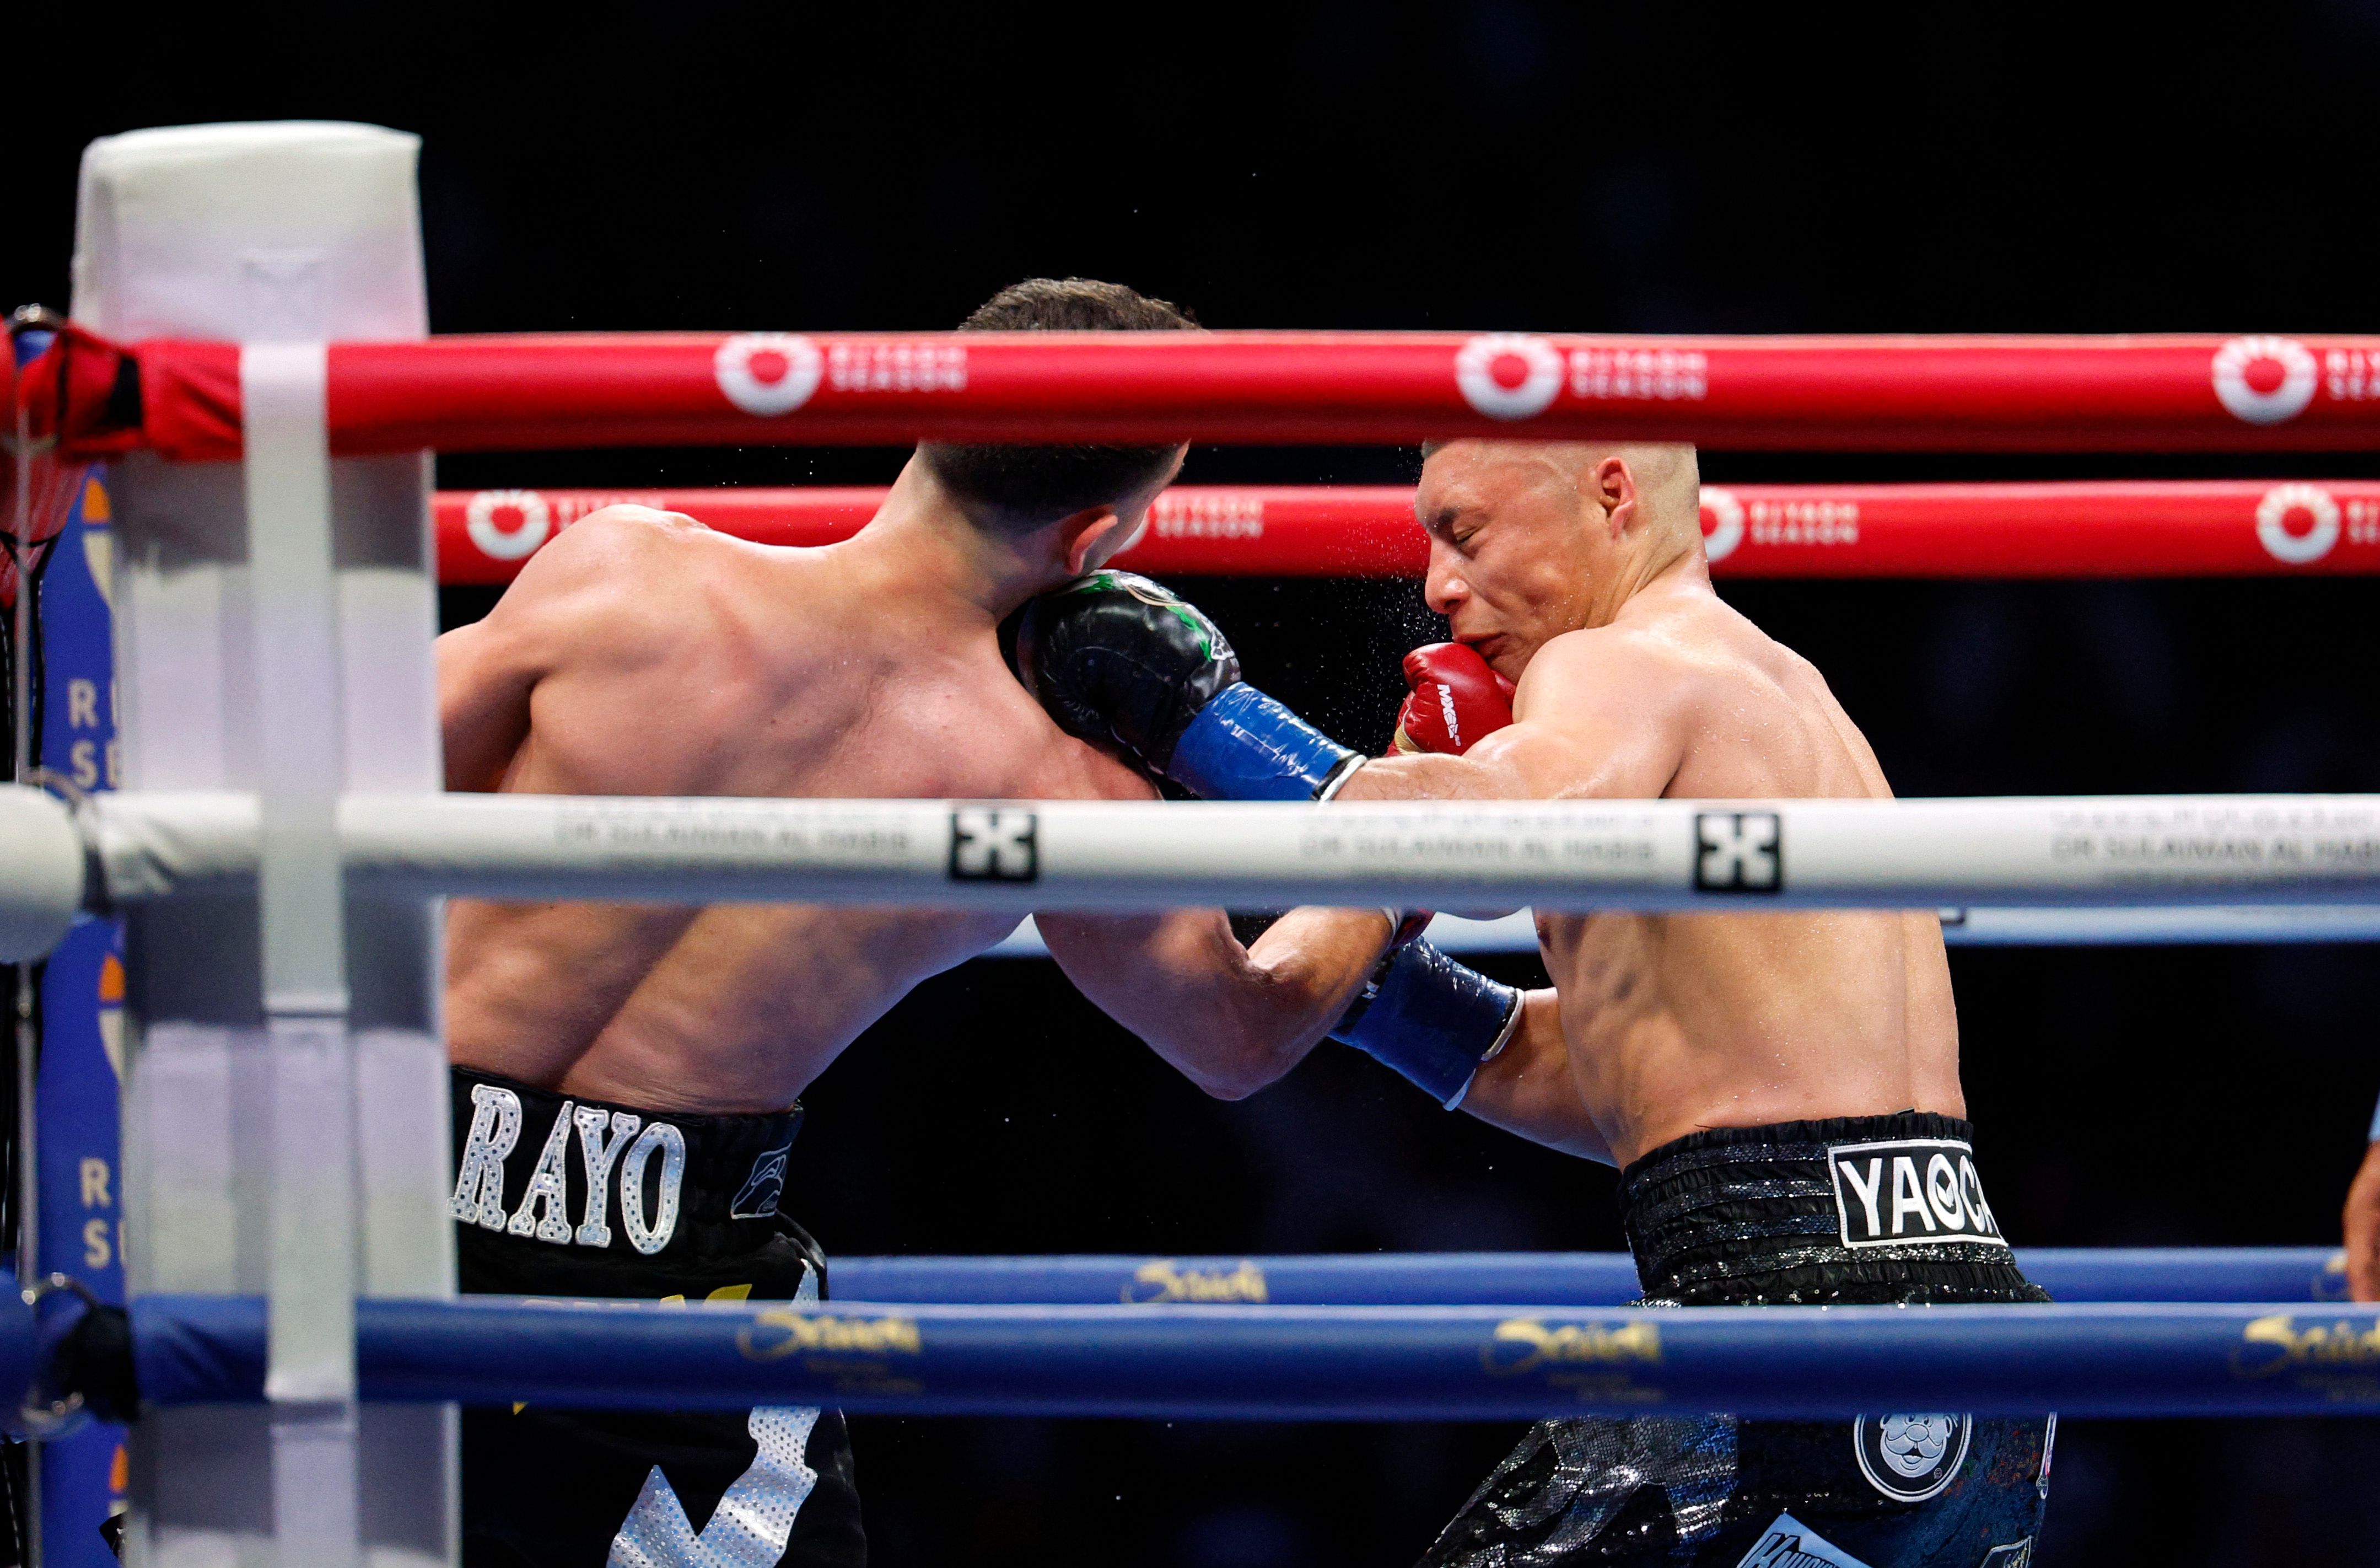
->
xmin=76 ymin=121 xmax=451 ymax=1568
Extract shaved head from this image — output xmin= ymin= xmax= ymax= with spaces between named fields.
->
xmin=1411 ymin=439 xmax=1706 ymax=678
xmin=1420 ymin=439 xmax=1702 ymax=544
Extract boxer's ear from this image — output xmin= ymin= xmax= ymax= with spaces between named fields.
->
xmin=1587 ymin=455 xmax=1640 ymax=540
xmin=1060 ymin=508 xmax=1127 ymax=576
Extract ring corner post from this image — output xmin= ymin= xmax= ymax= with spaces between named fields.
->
xmin=75 ymin=122 xmax=454 ymax=1568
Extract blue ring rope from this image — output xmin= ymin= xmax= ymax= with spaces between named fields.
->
xmin=125 ymin=1293 xmax=2380 ymax=1422
xmin=831 ymin=1248 xmax=2349 ymax=1307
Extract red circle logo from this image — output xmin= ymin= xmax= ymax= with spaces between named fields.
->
xmin=2212 ymin=337 xmax=2317 ymax=425
xmin=1455 ymin=334 xmax=1564 ymax=420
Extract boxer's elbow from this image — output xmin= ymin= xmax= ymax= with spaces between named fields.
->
xmin=1198 ymin=1062 xmax=1285 ymax=1102
xmin=1126 ymin=932 xmax=1337 ymax=1099
xmin=1177 ymin=1009 xmax=1313 ymax=1101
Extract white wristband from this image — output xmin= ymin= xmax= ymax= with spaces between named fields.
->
xmin=1441 ymin=994 xmax=1525 ymax=1114
xmin=2368 ymin=1086 xmax=2380 ymax=1143
xmin=1313 ymin=755 xmax=1367 ymax=803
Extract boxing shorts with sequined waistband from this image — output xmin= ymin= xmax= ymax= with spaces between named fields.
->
xmin=1419 ymin=1111 xmax=2054 ymax=1568
xmin=448 ymin=1066 xmax=865 ymax=1568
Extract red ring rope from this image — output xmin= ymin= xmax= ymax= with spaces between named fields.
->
xmin=38 ymin=328 xmax=2380 ymax=458
xmin=435 ymin=481 xmax=2380 ymax=583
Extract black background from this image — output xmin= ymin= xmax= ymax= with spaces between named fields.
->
xmin=12 ymin=5 xmax=2380 ymax=1563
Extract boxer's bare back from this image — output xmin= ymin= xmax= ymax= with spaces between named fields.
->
xmin=440 ymin=464 xmax=1379 ymax=1116
xmin=1336 ymin=442 xmax=1961 ymax=1167
xmin=438 ymin=498 xmax=1111 ymax=1113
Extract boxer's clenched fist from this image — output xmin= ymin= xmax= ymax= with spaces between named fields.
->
xmin=1392 ymin=642 xmax=1516 ymax=756
xmin=1015 ymin=570 xmax=1241 ymax=776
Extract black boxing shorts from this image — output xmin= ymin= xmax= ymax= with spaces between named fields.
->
xmin=1420 ymin=1112 xmax=2054 ymax=1568
xmin=448 ymin=1067 xmax=865 ymax=1568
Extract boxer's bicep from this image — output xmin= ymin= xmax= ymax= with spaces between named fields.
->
xmin=1457 ymin=990 xmax=1616 ymax=1163
xmin=1497 ymin=632 xmax=1693 ymax=798
xmin=437 ymin=620 xmax=540 ymax=792
xmin=1340 ymin=712 xmax=1654 ymax=802
xmin=438 ymin=513 xmax=671 ymax=792
xmin=1342 ymin=636 xmax=1688 ymax=803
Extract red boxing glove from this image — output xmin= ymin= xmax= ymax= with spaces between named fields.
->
xmin=1392 ymin=642 xmax=1516 ymax=756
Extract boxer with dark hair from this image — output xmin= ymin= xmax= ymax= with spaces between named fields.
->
xmin=1018 ymin=439 xmax=2055 ymax=1567
xmin=435 ymin=277 xmax=1398 ymax=1568
xmin=923 ymin=276 xmax=1203 ymax=525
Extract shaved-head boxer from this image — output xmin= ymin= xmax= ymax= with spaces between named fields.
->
xmin=436 ymin=278 xmax=1397 ymax=1568
xmin=1018 ymin=439 xmax=2055 ymax=1567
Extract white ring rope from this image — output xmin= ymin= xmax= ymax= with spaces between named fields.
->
xmin=0 ymin=785 xmax=2369 ymax=938
xmin=7 ymin=785 xmax=2380 ymax=959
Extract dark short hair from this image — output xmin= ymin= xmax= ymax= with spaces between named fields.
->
xmin=924 ymin=278 xmax=1198 ymax=531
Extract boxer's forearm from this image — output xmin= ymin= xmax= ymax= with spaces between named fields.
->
xmin=1453 ymin=990 xmax=1616 ymax=1164
xmin=1040 ymin=907 xmax=1388 ymax=1099
xmin=1333 ymin=750 xmax=1504 ymax=802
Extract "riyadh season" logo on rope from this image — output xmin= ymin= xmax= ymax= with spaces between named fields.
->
xmin=1456 ymin=334 xmax=1565 ymax=420
xmin=1699 ymin=486 xmax=1745 ymax=562
xmin=715 ymin=332 xmax=825 ymax=416
xmin=2255 ymin=482 xmax=2340 ymax=565
xmin=2212 ymin=336 xmax=2318 ymax=426
xmin=465 ymin=490 xmax=553 ymax=560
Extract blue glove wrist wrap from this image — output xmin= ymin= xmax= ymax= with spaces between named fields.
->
xmin=1330 ymin=939 xmax=1521 ymax=1109
xmin=1167 ymin=681 xmax=1361 ymax=802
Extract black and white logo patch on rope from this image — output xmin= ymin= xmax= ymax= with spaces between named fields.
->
xmin=949 ymin=807 xmax=1038 ymax=882
xmin=1693 ymin=810 xmax=1781 ymax=893
xmin=1826 ymin=1136 xmax=2007 ymax=1249
xmin=1853 ymin=1413 xmax=1972 ymax=1503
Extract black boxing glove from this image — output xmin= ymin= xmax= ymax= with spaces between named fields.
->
xmin=1015 ymin=570 xmax=1363 ymax=801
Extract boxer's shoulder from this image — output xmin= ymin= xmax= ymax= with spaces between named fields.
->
xmin=1514 ymin=623 xmax=1705 ymax=722
xmin=535 ymin=503 xmax=714 ymax=573
xmin=1022 ymin=722 xmax=1160 ymax=802
xmin=945 ymin=656 xmax=1156 ymax=802
xmin=491 ymin=504 xmax=721 ymax=631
